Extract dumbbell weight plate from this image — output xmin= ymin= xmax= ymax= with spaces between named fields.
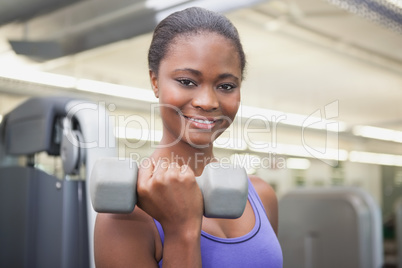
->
xmin=90 ymin=158 xmax=138 ymax=213
xmin=196 ymin=162 xmax=248 ymax=219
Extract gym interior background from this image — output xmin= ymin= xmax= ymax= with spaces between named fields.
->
xmin=0 ymin=0 xmax=401 ymax=267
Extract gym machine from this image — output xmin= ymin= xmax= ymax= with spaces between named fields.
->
xmin=0 ymin=97 xmax=116 ymax=268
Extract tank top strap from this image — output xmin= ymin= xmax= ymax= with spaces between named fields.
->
xmin=153 ymin=218 xmax=164 ymax=246
xmin=247 ymin=177 xmax=269 ymax=218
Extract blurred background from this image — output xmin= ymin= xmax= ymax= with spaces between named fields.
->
xmin=0 ymin=0 xmax=401 ymax=266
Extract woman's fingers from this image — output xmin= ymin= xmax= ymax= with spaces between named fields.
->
xmin=137 ymin=158 xmax=154 ymax=187
xmin=136 ymin=159 xmax=203 ymax=226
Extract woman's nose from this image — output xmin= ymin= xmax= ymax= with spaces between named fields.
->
xmin=191 ymin=87 xmax=219 ymax=111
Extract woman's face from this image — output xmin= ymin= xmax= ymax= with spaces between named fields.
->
xmin=150 ymin=32 xmax=242 ymax=148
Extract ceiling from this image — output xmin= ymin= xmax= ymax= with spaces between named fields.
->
xmin=0 ymin=0 xmax=401 ymax=154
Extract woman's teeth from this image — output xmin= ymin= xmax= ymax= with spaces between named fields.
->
xmin=185 ymin=116 xmax=214 ymax=124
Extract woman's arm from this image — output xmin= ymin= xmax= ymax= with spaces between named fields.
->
xmin=136 ymin=161 xmax=203 ymax=267
xmin=94 ymin=208 xmax=161 ymax=267
xmin=249 ymin=175 xmax=279 ymax=235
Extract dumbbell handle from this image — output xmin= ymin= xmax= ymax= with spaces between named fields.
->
xmin=90 ymin=158 xmax=248 ymax=219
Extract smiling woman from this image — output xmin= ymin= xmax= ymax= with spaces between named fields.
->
xmin=152 ymin=32 xmax=241 ymax=152
xmin=94 ymin=7 xmax=283 ymax=268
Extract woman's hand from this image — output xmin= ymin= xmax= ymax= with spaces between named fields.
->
xmin=136 ymin=159 xmax=204 ymax=234
xmin=136 ymin=159 xmax=204 ymax=267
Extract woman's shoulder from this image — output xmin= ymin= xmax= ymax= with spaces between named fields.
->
xmin=248 ymin=175 xmax=277 ymax=201
xmin=94 ymin=207 xmax=162 ymax=267
xmin=248 ymin=175 xmax=279 ymax=235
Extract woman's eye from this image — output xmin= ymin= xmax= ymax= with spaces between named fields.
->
xmin=177 ymin=79 xmax=196 ymax=87
xmin=218 ymin=83 xmax=236 ymax=91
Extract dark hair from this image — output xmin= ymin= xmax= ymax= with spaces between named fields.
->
xmin=148 ymin=7 xmax=246 ymax=79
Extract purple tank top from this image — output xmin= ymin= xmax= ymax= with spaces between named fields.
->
xmin=154 ymin=179 xmax=283 ymax=267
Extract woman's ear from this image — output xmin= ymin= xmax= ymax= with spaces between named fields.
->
xmin=149 ymin=70 xmax=159 ymax=98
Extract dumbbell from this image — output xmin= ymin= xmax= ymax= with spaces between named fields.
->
xmin=90 ymin=158 xmax=249 ymax=219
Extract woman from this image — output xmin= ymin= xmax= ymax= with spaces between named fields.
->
xmin=94 ymin=7 xmax=283 ymax=267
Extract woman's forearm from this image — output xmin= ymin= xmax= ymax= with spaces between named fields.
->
xmin=162 ymin=226 xmax=202 ymax=268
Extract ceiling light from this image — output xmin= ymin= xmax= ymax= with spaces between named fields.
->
xmin=349 ymin=151 xmax=402 ymax=166
xmin=286 ymin=158 xmax=311 ymax=169
xmin=249 ymin=142 xmax=348 ymax=161
xmin=0 ymin=70 xmax=158 ymax=103
xmin=76 ymin=79 xmax=157 ymax=103
xmin=265 ymin=20 xmax=282 ymax=31
xmin=353 ymin=125 xmax=402 ymax=143
xmin=238 ymin=104 xmax=347 ymax=132
xmin=0 ymin=69 xmax=76 ymax=88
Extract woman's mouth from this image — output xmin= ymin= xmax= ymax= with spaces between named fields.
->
xmin=183 ymin=115 xmax=217 ymax=129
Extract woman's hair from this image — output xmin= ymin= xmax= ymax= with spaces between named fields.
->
xmin=148 ymin=7 xmax=246 ymax=79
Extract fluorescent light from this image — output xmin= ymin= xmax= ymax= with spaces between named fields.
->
xmin=0 ymin=69 xmax=76 ymax=88
xmin=265 ymin=20 xmax=282 ymax=31
xmin=0 ymin=69 xmax=158 ymax=103
xmin=238 ymin=104 xmax=347 ymax=132
xmin=249 ymin=142 xmax=348 ymax=161
xmin=286 ymin=158 xmax=311 ymax=169
xmin=349 ymin=151 xmax=402 ymax=166
xmin=353 ymin=125 xmax=402 ymax=143
xmin=76 ymin=79 xmax=157 ymax=103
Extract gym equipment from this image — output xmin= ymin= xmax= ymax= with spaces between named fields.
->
xmin=395 ymin=198 xmax=402 ymax=268
xmin=278 ymin=187 xmax=383 ymax=268
xmin=0 ymin=97 xmax=116 ymax=268
xmin=90 ymin=158 xmax=249 ymax=219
